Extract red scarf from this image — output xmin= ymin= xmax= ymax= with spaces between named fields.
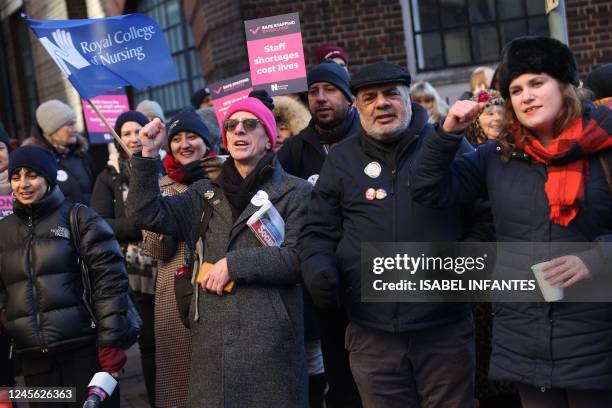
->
xmin=163 ymin=154 xmax=185 ymax=182
xmin=163 ymin=151 xmax=218 ymax=183
xmin=513 ymin=113 xmax=612 ymax=226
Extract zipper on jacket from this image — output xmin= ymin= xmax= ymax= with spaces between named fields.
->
xmin=26 ymin=218 xmax=48 ymax=352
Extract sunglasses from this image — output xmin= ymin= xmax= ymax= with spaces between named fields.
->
xmin=223 ymin=118 xmax=261 ymax=132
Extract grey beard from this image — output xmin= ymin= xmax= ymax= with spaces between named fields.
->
xmin=365 ymin=117 xmax=410 ymax=144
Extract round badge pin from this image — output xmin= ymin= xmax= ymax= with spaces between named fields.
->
xmin=375 ymin=188 xmax=387 ymax=200
xmin=56 ymin=170 xmax=69 ymax=182
xmin=365 ymin=188 xmax=376 ymax=201
xmin=307 ymin=174 xmax=319 ymax=186
xmin=204 ymin=190 xmax=215 ymax=200
xmin=364 ymin=161 xmax=382 ymax=178
xmin=250 ymin=190 xmax=269 ymax=207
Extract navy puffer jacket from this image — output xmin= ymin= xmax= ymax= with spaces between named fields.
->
xmin=411 ymin=104 xmax=612 ymax=390
xmin=0 ymin=186 xmax=132 ymax=354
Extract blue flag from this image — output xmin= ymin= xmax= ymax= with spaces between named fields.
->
xmin=24 ymin=13 xmax=178 ymax=99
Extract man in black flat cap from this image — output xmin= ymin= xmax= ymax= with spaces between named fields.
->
xmin=300 ymin=61 xmax=483 ymax=407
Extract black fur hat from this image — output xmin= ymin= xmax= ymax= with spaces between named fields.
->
xmin=497 ymin=36 xmax=579 ymax=99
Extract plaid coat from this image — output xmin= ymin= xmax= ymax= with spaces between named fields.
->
xmin=143 ymin=175 xmax=192 ymax=407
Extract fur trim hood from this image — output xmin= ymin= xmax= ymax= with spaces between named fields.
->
xmin=272 ymin=96 xmax=311 ymax=137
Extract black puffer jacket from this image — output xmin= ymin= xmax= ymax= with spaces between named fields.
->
xmin=0 ymin=187 xmax=131 ymax=354
xmin=411 ymin=103 xmax=612 ymax=390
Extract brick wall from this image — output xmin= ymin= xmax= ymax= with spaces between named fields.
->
xmin=566 ymin=0 xmax=612 ymax=77
xmin=192 ymin=0 xmax=407 ymax=81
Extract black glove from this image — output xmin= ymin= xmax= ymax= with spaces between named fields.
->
xmin=305 ymin=268 xmax=340 ymax=309
xmin=248 ymin=90 xmax=274 ymax=111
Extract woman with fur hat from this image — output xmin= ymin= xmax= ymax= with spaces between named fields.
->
xmin=127 ymin=97 xmax=311 ymax=407
xmin=141 ymin=107 xmax=223 ymax=408
xmin=272 ymin=95 xmax=311 ymax=151
xmin=91 ymin=110 xmax=158 ymax=405
xmin=24 ymin=99 xmax=94 ymax=205
xmin=412 ymin=36 xmax=612 ymax=407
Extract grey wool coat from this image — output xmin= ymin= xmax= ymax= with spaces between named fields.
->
xmin=127 ymin=155 xmax=310 ymax=408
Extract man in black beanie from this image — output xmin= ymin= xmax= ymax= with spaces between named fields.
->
xmin=278 ymin=60 xmax=361 ymax=180
xmin=278 ymin=60 xmax=363 ymax=408
xmin=301 ymin=61 xmax=484 ymax=408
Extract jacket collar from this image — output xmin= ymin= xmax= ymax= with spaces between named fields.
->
xmin=360 ymin=103 xmax=428 ymax=163
xmin=299 ymin=107 xmax=361 ymax=154
xmin=13 ymin=185 xmax=65 ymax=221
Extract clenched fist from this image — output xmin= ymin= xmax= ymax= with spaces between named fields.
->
xmin=140 ymin=118 xmax=167 ymax=158
xmin=442 ymin=100 xmax=486 ymax=134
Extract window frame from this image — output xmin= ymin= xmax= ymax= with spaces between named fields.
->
xmin=408 ymin=0 xmax=550 ymax=72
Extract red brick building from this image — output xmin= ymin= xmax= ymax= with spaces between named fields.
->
xmin=1 ymin=0 xmax=610 ymax=141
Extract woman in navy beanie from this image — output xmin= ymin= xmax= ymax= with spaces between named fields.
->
xmin=1 ymin=145 xmax=135 ymax=407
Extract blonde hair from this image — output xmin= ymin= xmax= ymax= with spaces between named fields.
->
xmin=469 ymin=67 xmax=495 ymax=93
xmin=410 ymin=81 xmax=448 ymax=124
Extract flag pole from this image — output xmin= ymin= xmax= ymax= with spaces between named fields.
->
xmin=86 ymin=98 xmax=132 ymax=158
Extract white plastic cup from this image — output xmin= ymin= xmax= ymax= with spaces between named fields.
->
xmin=531 ymin=262 xmax=564 ymax=302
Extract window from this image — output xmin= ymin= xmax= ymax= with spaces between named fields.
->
xmin=133 ymin=0 xmax=205 ymax=117
xmin=410 ymin=0 xmax=550 ymax=71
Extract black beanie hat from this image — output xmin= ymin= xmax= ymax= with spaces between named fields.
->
xmin=0 ymin=121 xmax=11 ymax=152
xmin=166 ymin=108 xmax=214 ymax=156
xmin=191 ymin=87 xmax=211 ymax=108
xmin=114 ymin=110 xmax=150 ymax=135
xmin=9 ymin=145 xmax=58 ymax=188
xmin=350 ymin=61 xmax=411 ymax=94
xmin=307 ymin=60 xmax=353 ymax=101
xmin=497 ymin=36 xmax=580 ymax=99
xmin=586 ymin=63 xmax=612 ymax=101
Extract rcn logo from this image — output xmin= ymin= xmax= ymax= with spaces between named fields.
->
xmin=39 ymin=29 xmax=90 ymax=77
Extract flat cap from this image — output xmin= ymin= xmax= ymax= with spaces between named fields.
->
xmin=350 ymin=61 xmax=411 ymax=93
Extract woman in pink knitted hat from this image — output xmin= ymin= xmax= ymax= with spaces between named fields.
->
xmin=126 ymin=97 xmax=311 ymax=407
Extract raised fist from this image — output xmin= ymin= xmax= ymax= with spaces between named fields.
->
xmin=140 ymin=118 xmax=166 ymax=158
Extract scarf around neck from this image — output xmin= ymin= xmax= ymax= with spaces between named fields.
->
xmin=218 ymin=152 xmax=275 ymax=220
xmin=163 ymin=151 xmax=219 ymax=185
xmin=316 ymin=107 xmax=357 ymax=145
xmin=513 ymin=106 xmax=612 ymax=226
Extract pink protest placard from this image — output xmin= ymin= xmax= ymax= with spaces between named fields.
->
xmin=209 ymin=73 xmax=253 ymax=132
xmin=81 ymin=88 xmax=130 ymax=144
xmin=0 ymin=195 xmax=13 ymax=219
xmin=245 ymin=13 xmax=307 ymax=96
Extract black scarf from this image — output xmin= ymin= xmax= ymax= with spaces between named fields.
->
xmin=218 ymin=152 xmax=275 ymax=220
xmin=316 ymin=107 xmax=358 ymax=145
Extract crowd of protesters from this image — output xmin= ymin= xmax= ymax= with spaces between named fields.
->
xmin=0 ymin=35 xmax=611 ymax=408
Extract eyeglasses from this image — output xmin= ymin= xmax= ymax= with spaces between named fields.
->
xmin=223 ymin=118 xmax=261 ymax=132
